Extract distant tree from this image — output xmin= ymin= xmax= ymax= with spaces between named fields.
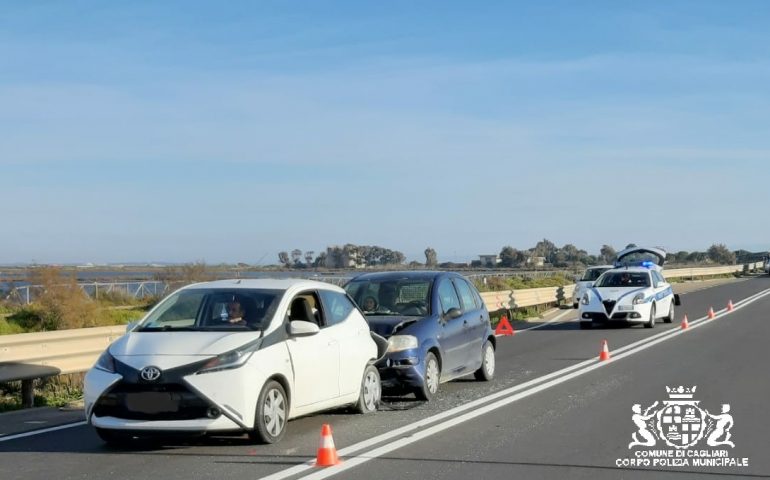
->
xmin=304 ymin=251 xmax=315 ymax=266
xmin=532 ymin=239 xmax=557 ymax=261
xmin=673 ymin=251 xmax=690 ymax=264
xmin=707 ymin=243 xmax=736 ymax=265
xmin=687 ymin=251 xmax=707 ymax=264
xmin=278 ymin=251 xmax=290 ymax=267
xmin=600 ymin=245 xmax=617 ymax=264
xmin=313 ymin=252 xmax=327 ymax=268
xmin=424 ymin=247 xmax=438 ymax=267
xmin=499 ymin=246 xmax=526 ymax=268
xmin=291 ymin=249 xmax=302 ymax=266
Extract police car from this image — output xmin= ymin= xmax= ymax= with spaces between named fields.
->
xmin=572 ymin=265 xmax=614 ymax=309
xmin=578 ymin=247 xmax=681 ymax=329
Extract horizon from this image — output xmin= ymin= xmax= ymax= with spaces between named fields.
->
xmin=2 ymin=1 xmax=769 ymax=264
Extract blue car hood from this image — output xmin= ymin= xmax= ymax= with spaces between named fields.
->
xmin=365 ymin=315 xmax=421 ymax=338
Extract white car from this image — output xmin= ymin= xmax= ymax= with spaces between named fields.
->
xmin=84 ymin=279 xmax=385 ymax=446
xmin=572 ymin=265 xmax=614 ymax=309
xmin=578 ymin=247 xmax=680 ymax=329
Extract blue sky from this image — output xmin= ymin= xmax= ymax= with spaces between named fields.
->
xmin=2 ymin=1 xmax=769 ymax=264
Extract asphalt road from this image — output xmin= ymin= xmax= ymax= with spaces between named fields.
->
xmin=1 ymin=276 xmax=769 ymax=480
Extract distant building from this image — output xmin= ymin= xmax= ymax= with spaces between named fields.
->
xmin=478 ymin=255 xmax=500 ymax=268
xmin=324 ymin=246 xmax=366 ymax=269
xmin=526 ymin=256 xmax=546 ymax=267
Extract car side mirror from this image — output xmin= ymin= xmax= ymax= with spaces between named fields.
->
xmin=443 ymin=307 xmax=463 ymax=321
xmin=287 ymin=320 xmax=320 ymax=337
xmin=126 ymin=321 xmax=138 ymax=333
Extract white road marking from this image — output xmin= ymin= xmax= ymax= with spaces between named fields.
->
xmin=265 ymin=286 xmax=770 ymax=480
xmin=0 ymin=421 xmax=87 ymax=442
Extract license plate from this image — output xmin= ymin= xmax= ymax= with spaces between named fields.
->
xmin=125 ymin=392 xmax=179 ymax=414
xmin=617 ymin=305 xmax=635 ymax=311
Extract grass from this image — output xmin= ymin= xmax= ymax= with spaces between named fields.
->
xmin=0 ymin=374 xmax=84 ymax=413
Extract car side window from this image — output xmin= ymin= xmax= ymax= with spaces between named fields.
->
xmin=453 ymin=278 xmax=478 ymax=312
xmin=437 ymin=278 xmax=462 ymax=314
xmin=287 ymin=291 xmax=325 ymax=327
xmin=651 ymin=272 xmax=660 ymax=288
xmin=319 ymin=290 xmax=355 ymax=327
xmin=654 ymin=271 xmax=666 ymax=287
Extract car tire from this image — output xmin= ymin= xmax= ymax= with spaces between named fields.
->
xmin=663 ymin=302 xmax=674 ymax=324
xmin=414 ymin=352 xmax=440 ymax=401
xmin=579 ymin=321 xmax=592 ymax=330
xmin=95 ymin=428 xmax=136 ymax=448
xmin=644 ymin=304 xmax=656 ymax=329
xmin=249 ymin=380 xmax=288 ymax=444
xmin=474 ymin=341 xmax=495 ymax=381
xmin=354 ymin=364 xmax=381 ymax=414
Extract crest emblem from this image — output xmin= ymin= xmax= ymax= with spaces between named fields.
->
xmin=140 ymin=366 xmax=162 ymax=382
xmin=629 ymin=386 xmax=735 ymax=450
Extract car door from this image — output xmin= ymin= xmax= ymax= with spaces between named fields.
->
xmin=284 ymin=292 xmax=341 ymax=408
xmin=652 ymin=271 xmax=673 ymax=316
xmin=452 ymin=277 xmax=485 ymax=369
xmin=434 ymin=277 xmax=466 ymax=375
xmin=318 ymin=289 xmax=367 ymax=397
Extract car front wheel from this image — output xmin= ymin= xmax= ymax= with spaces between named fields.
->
xmin=474 ymin=341 xmax=495 ymax=381
xmin=414 ymin=352 xmax=440 ymax=401
xmin=663 ymin=302 xmax=674 ymax=323
xmin=644 ymin=305 xmax=656 ymax=329
xmin=354 ymin=364 xmax=381 ymax=413
xmin=250 ymin=380 xmax=288 ymax=444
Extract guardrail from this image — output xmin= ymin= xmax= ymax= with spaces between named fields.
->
xmin=0 ymin=261 xmax=764 ymax=380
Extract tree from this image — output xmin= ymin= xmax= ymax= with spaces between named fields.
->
xmin=304 ymin=251 xmax=315 ymax=266
xmin=291 ymin=249 xmax=302 ymax=266
xmin=707 ymin=243 xmax=736 ymax=265
xmin=600 ymin=245 xmax=617 ymax=264
xmin=532 ymin=239 xmax=557 ymax=261
xmin=278 ymin=251 xmax=290 ymax=267
xmin=499 ymin=246 xmax=526 ymax=268
xmin=424 ymin=247 xmax=438 ymax=267
xmin=673 ymin=251 xmax=690 ymax=264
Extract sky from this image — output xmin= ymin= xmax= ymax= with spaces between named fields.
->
xmin=1 ymin=1 xmax=770 ymax=265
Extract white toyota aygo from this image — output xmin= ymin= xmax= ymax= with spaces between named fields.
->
xmin=578 ymin=247 xmax=681 ymax=329
xmin=84 ymin=279 xmax=386 ymax=446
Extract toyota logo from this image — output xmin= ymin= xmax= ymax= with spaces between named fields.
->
xmin=140 ymin=366 xmax=162 ymax=382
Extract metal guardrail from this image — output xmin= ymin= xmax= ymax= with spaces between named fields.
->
xmin=0 ymin=261 xmax=765 ymax=378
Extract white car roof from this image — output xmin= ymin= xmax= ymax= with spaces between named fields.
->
xmin=182 ymin=278 xmax=345 ymax=293
xmin=587 ymin=265 xmax=614 ymax=270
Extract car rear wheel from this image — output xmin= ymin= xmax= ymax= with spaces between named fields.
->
xmin=249 ymin=380 xmax=287 ymax=444
xmin=663 ymin=302 xmax=674 ymax=323
xmin=644 ymin=305 xmax=656 ymax=328
xmin=414 ymin=352 xmax=440 ymax=401
xmin=474 ymin=341 xmax=495 ymax=381
xmin=354 ymin=364 xmax=381 ymax=413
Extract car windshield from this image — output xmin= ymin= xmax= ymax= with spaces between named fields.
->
xmin=594 ymin=272 xmax=651 ymax=288
xmin=581 ymin=268 xmax=611 ymax=281
xmin=345 ymin=279 xmax=432 ymax=316
xmin=137 ymin=288 xmax=283 ymax=332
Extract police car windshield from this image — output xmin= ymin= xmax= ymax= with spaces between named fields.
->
xmin=595 ymin=272 xmax=651 ymax=288
xmin=581 ymin=268 xmax=610 ymax=281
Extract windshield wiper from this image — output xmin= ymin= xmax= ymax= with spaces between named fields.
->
xmin=138 ymin=326 xmax=200 ymax=332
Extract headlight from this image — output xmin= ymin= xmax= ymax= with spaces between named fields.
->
xmin=632 ymin=293 xmax=646 ymax=305
xmin=94 ymin=350 xmax=116 ymax=373
xmin=581 ymin=293 xmax=590 ymax=305
xmin=197 ymin=338 xmax=261 ymax=374
xmin=387 ymin=335 xmax=418 ymax=353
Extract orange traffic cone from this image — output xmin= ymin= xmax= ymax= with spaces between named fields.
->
xmin=707 ymin=307 xmax=715 ymax=319
xmin=315 ymin=424 xmax=340 ymax=467
xmin=681 ymin=315 xmax=689 ymax=330
xmin=727 ymin=300 xmax=734 ymax=312
xmin=599 ymin=339 xmax=611 ymax=361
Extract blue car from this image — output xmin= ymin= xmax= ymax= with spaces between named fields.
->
xmin=344 ymin=271 xmax=496 ymax=400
